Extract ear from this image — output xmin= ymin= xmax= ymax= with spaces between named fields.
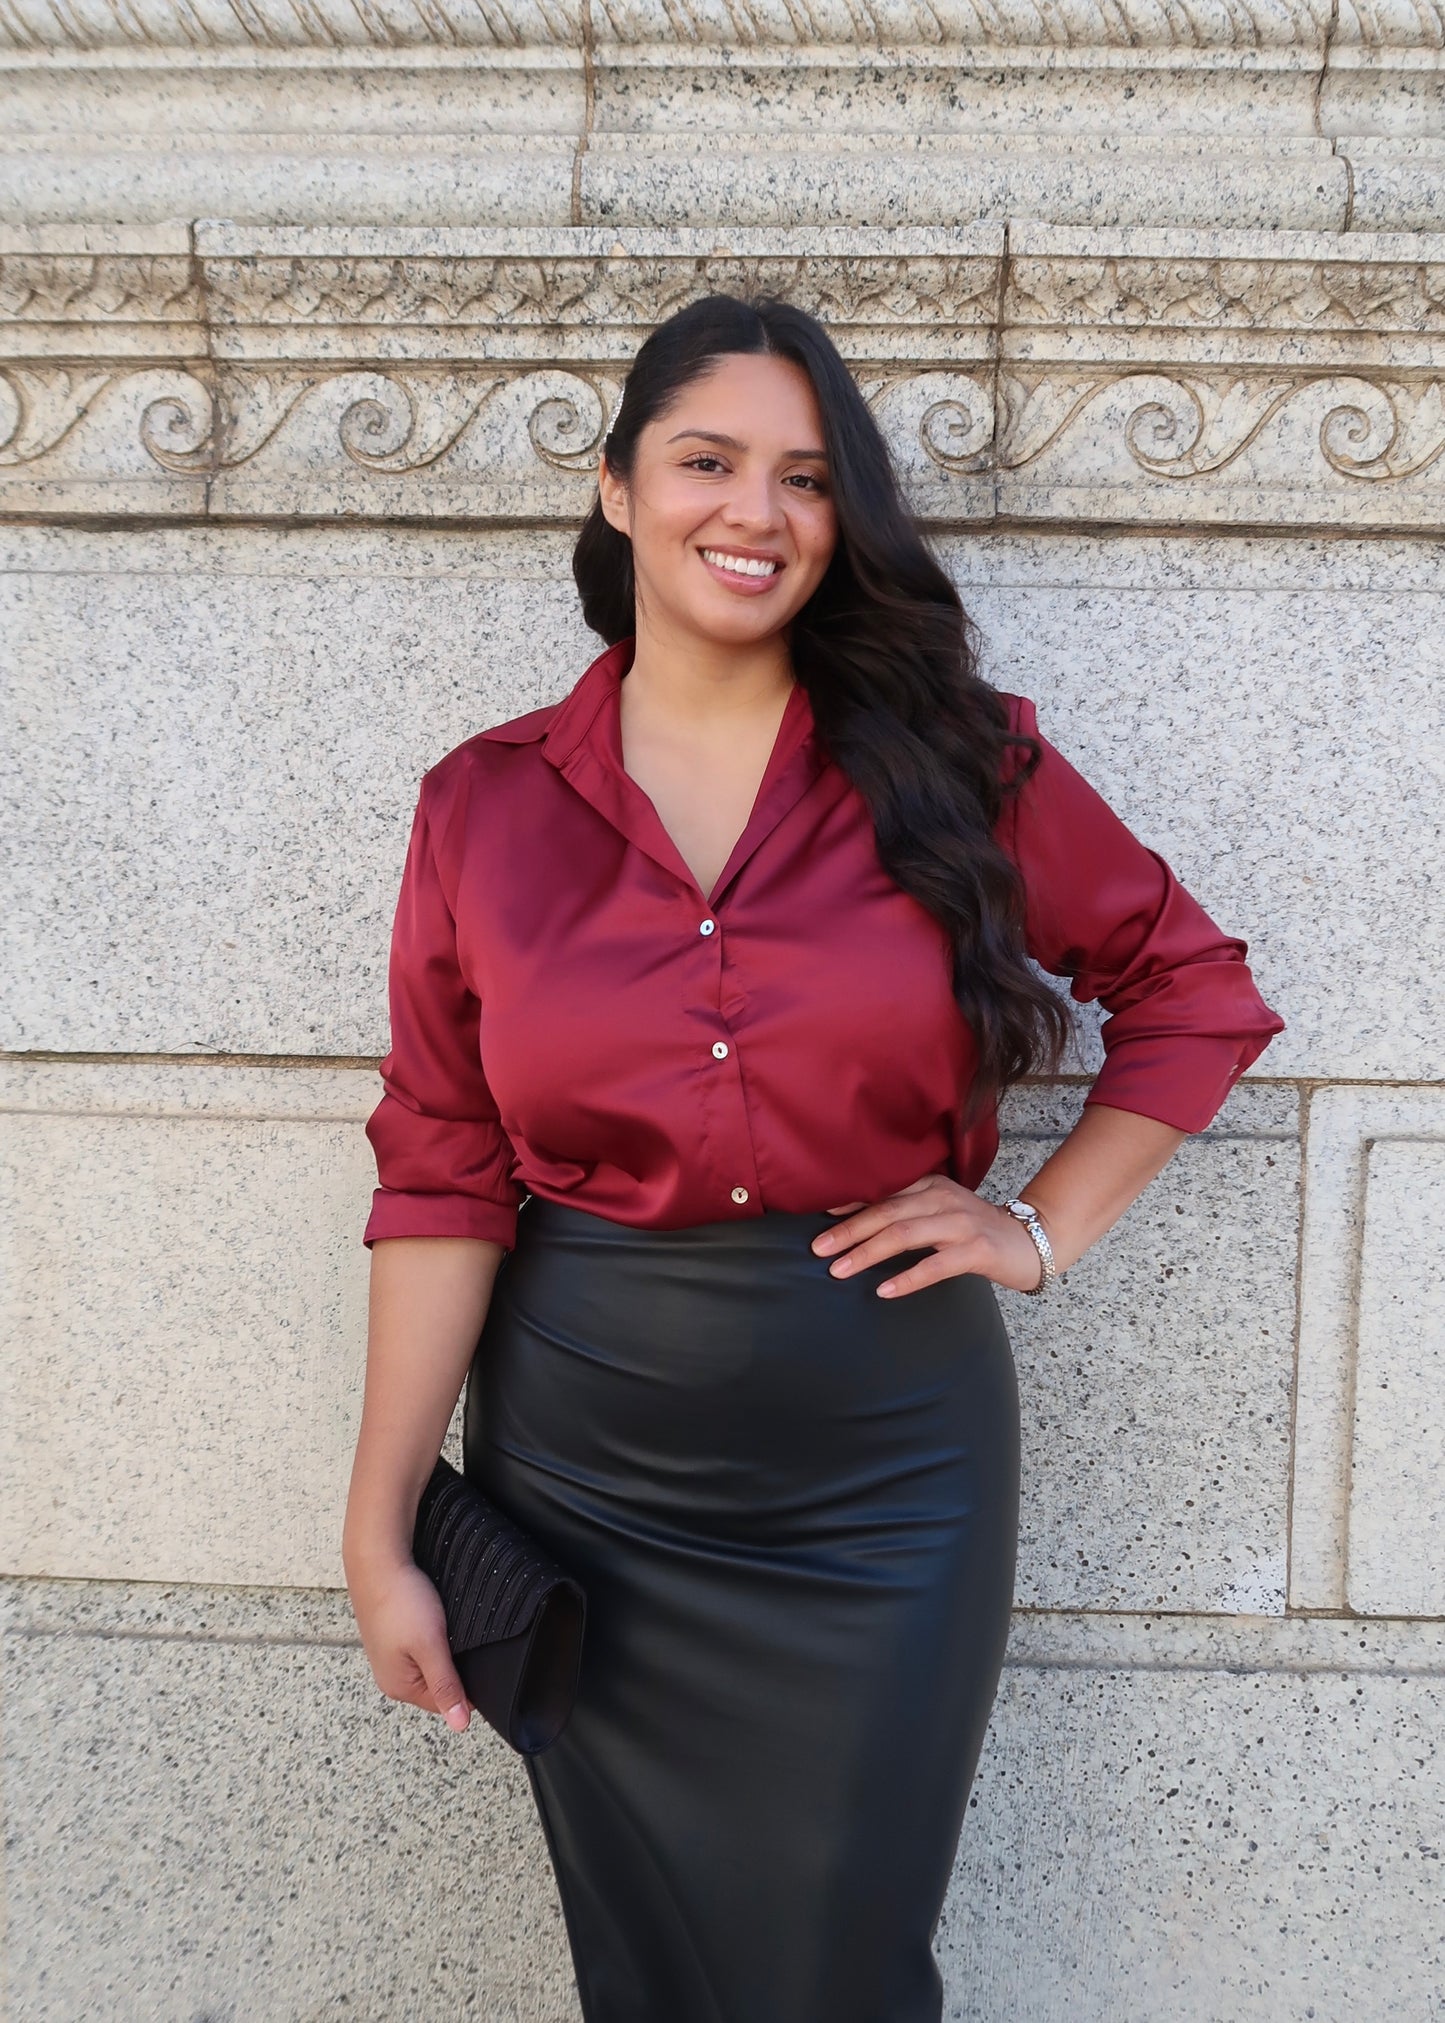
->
xmin=596 ymin=451 xmax=632 ymax=539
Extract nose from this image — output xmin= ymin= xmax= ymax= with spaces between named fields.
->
xmin=718 ymin=466 xmax=786 ymax=532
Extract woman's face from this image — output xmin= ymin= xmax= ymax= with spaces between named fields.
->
xmin=597 ymin=350 xmax=839 ymax=650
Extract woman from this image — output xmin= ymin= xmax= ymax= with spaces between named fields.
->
xmin=343 ymin=292 xmax=1285 ymax=2023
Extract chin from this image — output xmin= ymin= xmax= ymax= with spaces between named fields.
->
xmin=683 ymin=596 xmax=804 ymax=644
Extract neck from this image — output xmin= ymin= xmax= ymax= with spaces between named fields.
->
xmin=622 ymin=615 xmax=796 ymax=730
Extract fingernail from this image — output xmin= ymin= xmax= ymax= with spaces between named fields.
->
xmin=877 ymin=1282 xmax=896 ymax=1297
xmin=830 ymin=1257 xmax=852 ymax=1275
xmin=813 ymin=1234 xmax=834 ymax=1251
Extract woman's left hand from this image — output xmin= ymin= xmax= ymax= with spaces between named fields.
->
xmin=812 ymin=1173 xmax=1049 ymax=1298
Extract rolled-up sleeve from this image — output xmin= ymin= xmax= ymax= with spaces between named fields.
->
xmin=361 ymin=776 xmax=525 ymax=1250
xmin=1002 ymin=694 xmax=1286 ymax=1132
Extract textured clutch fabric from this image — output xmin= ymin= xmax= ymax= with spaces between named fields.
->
xmin=412 ymin=1455 xmax=587 ymax=1755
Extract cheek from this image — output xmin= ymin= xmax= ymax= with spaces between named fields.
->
xmin=795 ymin=499 xmax=837 ymax=563
xmin=628 ymin=485 xmax=700 ymax=555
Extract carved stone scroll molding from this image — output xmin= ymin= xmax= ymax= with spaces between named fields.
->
xmin=993 ymin=368 xmax=1445 ymax=524
xmin=7 ymin=223 xmax=1445 ymax=528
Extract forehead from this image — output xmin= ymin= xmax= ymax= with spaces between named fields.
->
xmin=652 ymin=355 xmax=827 ymax=445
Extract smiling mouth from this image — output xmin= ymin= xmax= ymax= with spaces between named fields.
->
xmin=700 ymin=547 xmax=783 ymax=579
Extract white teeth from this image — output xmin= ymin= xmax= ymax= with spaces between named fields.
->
xmin=702 ymin=549 xmax=779 ymax=578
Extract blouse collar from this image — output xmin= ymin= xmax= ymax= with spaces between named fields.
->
xmin=484 ymin=634 xmax=830 ymax=909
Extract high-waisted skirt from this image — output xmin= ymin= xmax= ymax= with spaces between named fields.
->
xmin=462 ymin=1195 xmax=1021 ymax=2023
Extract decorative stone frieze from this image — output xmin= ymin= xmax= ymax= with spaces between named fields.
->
xmin=6 ymin=221 xmax=1445 ymax=527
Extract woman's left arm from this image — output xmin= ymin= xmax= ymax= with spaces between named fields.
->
xmin=810 ymin=1104 xmax=1187 ymax=1296
xmin=813 ymin=692 xmax=1285 ymax=1297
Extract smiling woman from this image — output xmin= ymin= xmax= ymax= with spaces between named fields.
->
xmin=588 ymin=351 xmax=842 ymax=906
xmin=344 ymin=292 xmax=1285 ymax=2023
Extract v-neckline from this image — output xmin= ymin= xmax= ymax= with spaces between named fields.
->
xmin=539 ymin=641 xmax=825 ymax=910
xmin=615 ymin=675 xmax=804 ymax=907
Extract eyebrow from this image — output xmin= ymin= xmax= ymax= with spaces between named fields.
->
xmin=664 ymin=429 xmax=829 ymax=461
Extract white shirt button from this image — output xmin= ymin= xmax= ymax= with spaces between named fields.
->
xmin=712 ymin=1041 xmax=729 ymax=1059
xmin=699 ymin=918 xmax=716 ymax=935
xmin=731 ymin=1186 xmax=750 ymax=1204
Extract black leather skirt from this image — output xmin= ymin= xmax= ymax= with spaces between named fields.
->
xmin=462 ymin=1195 xmax=1020 ymax=2023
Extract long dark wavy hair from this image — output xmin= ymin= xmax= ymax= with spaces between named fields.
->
xmin=572 ymin=291 xmax=1077 ymax=1131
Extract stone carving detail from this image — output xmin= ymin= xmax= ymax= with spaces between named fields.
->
xmin=528 ymin=379 xmax=617 ymax=470
xmin=0 ymin=255 xmax=199 ymax=325
xmin=332 ymin=375 xmax=508 ymax=474
xmin=137 ymin=381 xmax=215 ymax=471
xmin=1318 ymin=380 xmax=1445 ymax=482
xmin=858 ymin=370 xmax=996 ymax=474
xmin=0 ymin=0 xmax=1362 ymax=51
xmin=0 ymin=367 xmax=116 ymax=466
xmin=1008 ymin=256 xmax=1445 ymax=335
xmin=7 ymin=244 xmax=1443 ymax=347
xmin=203 ymin=255 xmax=1002 ymax=334
xmin=6 ymin=231 xmax=1445 ymax=522
xmin=992 ymin=371 xmax=1445 ymax=482
xmin=6 ymin=362 xmax=1445 ymax=498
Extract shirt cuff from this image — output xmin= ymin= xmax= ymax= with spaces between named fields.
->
xmin=1082 ymin=1028 xmax=1278 ymax=1135
xmin=362 ymin=1187 xmax=520 ymax=1251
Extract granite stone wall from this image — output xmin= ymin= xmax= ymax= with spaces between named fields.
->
xmin=3 ymin=10 xmax=1444 ymax=2017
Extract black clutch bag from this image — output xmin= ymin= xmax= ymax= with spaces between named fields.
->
xmin=412 ymin=1455 xmax=587 ymax=1756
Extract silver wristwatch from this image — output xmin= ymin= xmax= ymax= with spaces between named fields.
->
xmin=1003 ymin=1198 xmax=1057 ymax=1296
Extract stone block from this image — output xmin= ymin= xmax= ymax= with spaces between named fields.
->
xmin=0 ymin=1579 xmax=579 ymax=2023
xmin=941 ymin=1611 xmax=1445 ymax=2022
xmin=1292 ymin=1087 xmax=1445 ymax=1610
xmin=0 ymin=528 xmax=595 ymax=1054
xmin=577 ymin=134 xmax=1347 ymax=233
xmin=8 ymin=523 xmax=1434 ymax=1084
xmin=1346 ymin=1138 xmax=1445 ymax=1615
xmin=1339 ymin=136 xmax=1445 ymax=230
xmin=995 ymin=1084 xmax=1298 ymax=1615
xmin=953 ymin=532 xmax=1444 ymax=1086
xmin=0 ymin=137 xmax=580 ymax=230
xmin=0 ymin=1064 xmax=379 ymax=1588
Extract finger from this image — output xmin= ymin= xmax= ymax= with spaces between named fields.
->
xmin=875 ymin=1249 xmax=976 ymax=1299
xmin=416 ymin=1640 xmax=472 ymax=1731
xmin=814 ymin=1181 xmax=955 ymax=1254
xmin=812 ymin=1203 xmax=897 ymax=1253
xmin=820 ymin=1209 xmax=964 ymax=1278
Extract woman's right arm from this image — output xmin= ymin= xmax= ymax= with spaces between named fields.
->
xmin=349 ymin=759 xmax=526 ymax=1728
xmin=343 ymin=1234 xmax=505 ymax=1732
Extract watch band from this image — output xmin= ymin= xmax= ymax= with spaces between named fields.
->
xmin=1003 ymin=1198 xmax=1057 ymax=1296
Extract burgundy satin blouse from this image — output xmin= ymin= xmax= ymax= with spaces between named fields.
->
xmin=362 ymin=637 xmax=1285 ymax=1252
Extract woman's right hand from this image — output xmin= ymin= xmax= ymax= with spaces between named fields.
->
xmin=348 ymin=1553 xmax=474 ymax=1732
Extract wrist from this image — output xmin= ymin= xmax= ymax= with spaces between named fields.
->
xmin=342 ymin=1509 xmax=416 ymax=1582
xmin=1001 ymin=1197 xmax=1059 ymax=1295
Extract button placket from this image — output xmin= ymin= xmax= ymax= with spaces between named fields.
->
xmin=688 ymin=902 xmax=755 ymax=1214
